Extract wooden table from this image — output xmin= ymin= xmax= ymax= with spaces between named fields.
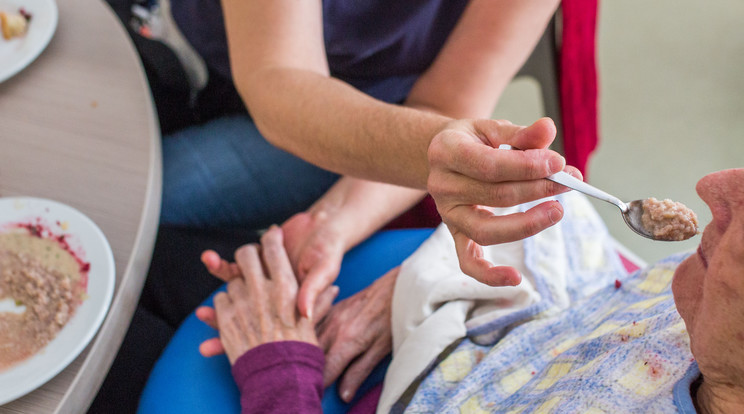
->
xmin=0 ymin=0 xmax=162 ymax=412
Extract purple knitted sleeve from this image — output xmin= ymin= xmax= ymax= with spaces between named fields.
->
xmin=231 ymin=341 xmax=324 ymax=414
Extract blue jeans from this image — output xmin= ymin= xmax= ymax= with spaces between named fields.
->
xmin=161 ymin=115 xmax=340 ymax=229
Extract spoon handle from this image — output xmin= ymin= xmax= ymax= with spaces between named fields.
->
xmin=495 ymin=145 xmax=628 ymax=212
xmin=547 ymin=171 xmax=628 ymax=212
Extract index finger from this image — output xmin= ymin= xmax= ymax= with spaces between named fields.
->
xmin=260 ymin=226 xmax=301 ymax=322
xmin=234 ymin=243 xmax=266 ymax=291
xmin=260 ymin=226 xmax=297 ymax=288
xmin=434 ymin=134 xmax=565 ymax=183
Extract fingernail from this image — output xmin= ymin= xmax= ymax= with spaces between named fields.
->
xmin=341 ymin=389 xmax=352 ymax=402
xmin=306 ymin=308 xmax=313 ymax=322
xmin=548 ymin=156 xmax=565 ymax=173
xmin=548 ymin=206 xmax=562 ymax=224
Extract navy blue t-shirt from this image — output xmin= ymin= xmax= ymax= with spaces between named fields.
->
xmin=172 ymin=0 xmax=469 ymax=103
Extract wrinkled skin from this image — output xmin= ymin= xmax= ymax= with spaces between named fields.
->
xmin=196 ymin=222 xmax=396 ymax=404
xmin=672 ymin=168 xmax=744 ymax=413
xmin=197 ymin=169 xmax=744 ymax=413
xmin=320 ymin=169 xmax=744 ymax=408
xmin=316 ymin=267 xmax=398 ymax=403
xmin=196 ymin=226 xmax=338 ymax=360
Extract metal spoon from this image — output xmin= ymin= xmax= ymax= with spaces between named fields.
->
xmin=496 ymin=145 xmax=657 ymax=241
xmin=543 ymin=170 xmax=655 ymax=240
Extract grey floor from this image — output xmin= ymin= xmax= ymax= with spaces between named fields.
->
xmin=494 ymin=0 xmax=744 ymax=264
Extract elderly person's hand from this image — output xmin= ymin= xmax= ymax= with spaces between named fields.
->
xmin=316 ymin=266 xmax=398 ymax=403
xmin=672 ymin=168 xmax=744 ymax=413
xmin=196 ymin=226 xmax=338 ymax=361
xmin=281 ymin=177 xmax=425 ymax=320
xmin=427 ymin=117 xmax=582 ymax=286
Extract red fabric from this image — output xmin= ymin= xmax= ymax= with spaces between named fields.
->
xmin=560 ymin=0 xmax=600 ymax=176
xmin=383 ymin=195 xmax=441 ymax=229
xmin=619 ymin=253 xmax=642 ymax=274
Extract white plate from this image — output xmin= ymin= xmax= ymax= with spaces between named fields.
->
xmin=0 ymin=0 xmax=58 ymax=83
xmin=0 ymin=197 xmax=115 ymax=405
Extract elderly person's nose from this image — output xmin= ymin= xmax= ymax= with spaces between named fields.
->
xmin=696 ymin=169 xmax=744 ymax=231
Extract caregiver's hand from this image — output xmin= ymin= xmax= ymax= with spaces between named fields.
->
xmin=196 ymin=226 xmax=338 ymax=361
xmin=316 ymin=267 xmax=399 ymax=403
xmin=282 ymin=210 xmax=347 ymax=320
xmin=427 ymin=117 xmax=581 ymax=286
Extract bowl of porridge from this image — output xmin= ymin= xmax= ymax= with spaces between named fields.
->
xmin=0 ymin=197 xmax=114 ymax=405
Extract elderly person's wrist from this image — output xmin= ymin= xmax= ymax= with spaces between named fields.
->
xmin=695 ymin=379 xmax=744 ymax=414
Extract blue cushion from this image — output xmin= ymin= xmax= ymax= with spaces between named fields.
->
xmin=138 ymin=228 xmax=434 ymax=414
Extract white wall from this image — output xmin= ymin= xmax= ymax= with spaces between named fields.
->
xmin=494 ymin=1 xmax=744 ymax=263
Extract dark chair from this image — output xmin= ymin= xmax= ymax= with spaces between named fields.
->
xmin=516 ymin=14 xmax=564 ymax=156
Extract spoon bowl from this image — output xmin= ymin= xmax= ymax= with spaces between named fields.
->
xmin=544 ymin=170 xmax=661 ymax=240
xmin=496 ymin=145 xmax=696 ymax=241
xmin=546 ymin=171 xmax=700 ymax=241
xmin=620 ymin=200 xmax=654 ymax=240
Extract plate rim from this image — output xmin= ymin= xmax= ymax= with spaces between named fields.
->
xmin=0 ymin=0 xmax=58 ymax=83
xmin=0 ymin=196 xmax=115 ymax=406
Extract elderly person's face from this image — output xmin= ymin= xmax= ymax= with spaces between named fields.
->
xmin=672 ymin=168 xmax=744 ymax=398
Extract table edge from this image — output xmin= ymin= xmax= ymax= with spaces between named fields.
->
xmin=53 ymin=2 xmax=163 ymax=410
xmin=57 ymin=122 xmax=162 ymax=414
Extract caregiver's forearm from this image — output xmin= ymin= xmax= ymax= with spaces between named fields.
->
xmin=235 ymin=67 xmax=449 ymax=189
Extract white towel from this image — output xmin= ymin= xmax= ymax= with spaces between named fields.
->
xmin=377 ymin=192 xmax=625 ymax=413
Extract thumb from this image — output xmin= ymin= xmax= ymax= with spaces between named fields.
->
xmin=509 ymin=117 xmax=557 ymax=150
xmin=297 ymin=264 xmax=337 ymax=320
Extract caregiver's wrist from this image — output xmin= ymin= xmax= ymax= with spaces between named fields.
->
xmin=307 ymin=201 xmax=358 ymax=250
xmin=310 ymin=196 xmax=393 ymax=251
xmin=332 ymin=211 xmax=375 ymax=251
xmin=695 ymin=379 xmax=744 ymax=414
